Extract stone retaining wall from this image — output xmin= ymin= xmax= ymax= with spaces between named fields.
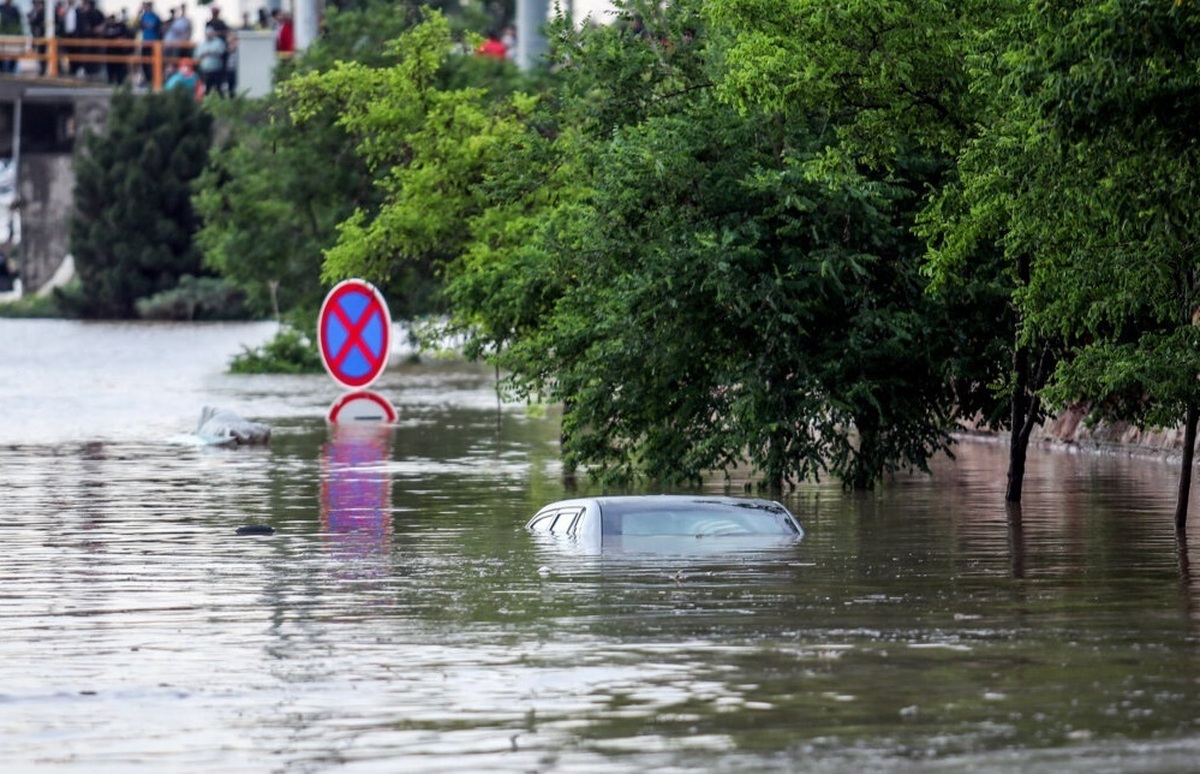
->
xmin=1027 ymin=405 xmax=1189 ymax=458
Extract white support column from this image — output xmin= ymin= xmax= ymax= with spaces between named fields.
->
xmin=515 ymin=0 xmax=550 ymax=70
xmin=294 ymin=0 xmax=319 ymax=52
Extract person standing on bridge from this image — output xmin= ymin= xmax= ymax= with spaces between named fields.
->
xmin=101 ymin=12 xmax=132 ymax=84
xmin=27 ymin=0 xmax=47 ymax=75
xmin=203 ymin=6 xmax=229 ymax=94
xmin=59 ymin=0 xmax=81 ymax=76
xmin=164 ymin=55 xmax=199 ymax=100
xmin=194 ymin=25 xmax=225 ymax=97
xmin=475 ymin=28 xmax=508 ymax=60
xmin=163 ymin=4 xmax=192 ymax=66
xmin=136 ymin=0 xmax=163 ymax=86
xmin=77 ymin=0 xmax=105 ymax=78
xmin=0 ymin=0 xmax=22 ymax=74
xmin=223 ymin=30 xmax=237 ymax=95
xmin=272 ymin=9 xmax=292 ymax=55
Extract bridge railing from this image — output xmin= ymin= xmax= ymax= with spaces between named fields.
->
xmin=0 ymin=36 xmax=198 ymax=91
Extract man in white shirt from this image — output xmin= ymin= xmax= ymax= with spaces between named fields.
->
xmin=60 ymin=0 xmax=80 ymax=75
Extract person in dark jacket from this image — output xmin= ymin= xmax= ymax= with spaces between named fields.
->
xmin=0 ymin=0 xmax=22 ymax=74
xmin=27 ymin=0 xmax=47 ymax=74
xmin=101 ymin=13 xmax=132 ymax=84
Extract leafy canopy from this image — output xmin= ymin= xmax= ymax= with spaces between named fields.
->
xmin=286 ymin=4 xmax=983 ymax=489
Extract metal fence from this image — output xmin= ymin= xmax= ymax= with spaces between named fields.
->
xmin=0 ymin=36 xmax=198 ymax=91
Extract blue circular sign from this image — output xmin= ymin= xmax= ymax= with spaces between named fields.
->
xmin=318 ymin=280 xmax=392 ymax=389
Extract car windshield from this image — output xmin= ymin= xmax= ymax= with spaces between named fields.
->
xmin=599 ymin=500 xmax=798 ymax=537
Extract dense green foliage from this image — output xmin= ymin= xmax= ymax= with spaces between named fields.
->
xmin=193 ymin=0 xmax=527 ymax=326
xmin=926 ymin=0 xmax=1200 ymax=520
xmin=1009 ymin=2 xmax=1200 ymax=429
xmin=229 ymin=324 xmax=325 ymax=374
xmin=193 ymin=1 xmax=460 ymax=370
xmin=281 ymin=4 xmax=992 ymax=489
xmin=134 ymin=275 xmax=249 ymax=320
xmin=192 ymin=3 xmax=417 ymax=326
xmin=0 ymin=291 xmax=60 ymax=318
xmin=64 ymin=89 xmax=213 ymax=319
xmin=194 ymin=96 xmax=364 ymax=323
xmin=185 ymin=0 xmax=1200 ymax=517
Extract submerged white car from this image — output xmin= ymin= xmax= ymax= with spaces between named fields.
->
xmin=526 ymin=495 xmax=804 ymax=547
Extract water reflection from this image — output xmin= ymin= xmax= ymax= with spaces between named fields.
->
xmin=320 ymin=422 xmax=394 ymax=570
xmin=6 ymin=320 xmax=1200 ymax=771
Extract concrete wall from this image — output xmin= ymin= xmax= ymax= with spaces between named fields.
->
xmin=6 ymin=89 xmax=112 ymax=296
xmin=236 ymin=31 xmax=277 ymax=99
xmin=18 ymin=151 xmax=75 ymax=293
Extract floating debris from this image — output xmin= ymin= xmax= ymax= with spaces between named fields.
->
xmin=235 ymin=525 xmax=275 ymax=536
xmin=195 ymin=407 xmax=271 ymax=445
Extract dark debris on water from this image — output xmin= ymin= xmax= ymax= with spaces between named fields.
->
xmin=235 ymin=525 xmax=276 ymax=536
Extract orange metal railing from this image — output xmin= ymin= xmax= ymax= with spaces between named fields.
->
xmin=0 ymin=36 xmax=196 ymax=91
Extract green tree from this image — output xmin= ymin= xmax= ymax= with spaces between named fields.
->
xmin=708 ymin=0 xmax=982 ymax=162
xmin=194 ymin=97 xmax=369 ymax=323
xmin=688 ymin=0 xmax=1009 ymax=487
xmin=64 ymin=89 xmax=213 ymax=318
xmin=195 ymin=1 xmax=513 ymax=327
xmin=285 ymin=11 xmax=539 ymax=301
xmin=291 ymin=4 xmax=981 ymax=489
xmin=1014 ymin=1 xmax=1200 ymax=529
xmin=484 ymin=5 xmax=968 ymax=489
xmin=710 ymin=0 xmax=1064 ymax=501
xmin=918 ymin=0 xmax=1064 ymax=504
xmin=193 ymin=1 xmax=418 ymax=325
xmin=514 ymin=104 xmax=963 ymax=489
xmin=930 ymin=1 xmax=1200 ymax=527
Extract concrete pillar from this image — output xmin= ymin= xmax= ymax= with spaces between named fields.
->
xmin=294 ymin=0 xmax=319 ymax=52
xmin=18 ymin=153 xmax=74 ymax=295
xmin=515 ymin=0 xmax=550 ymax=70
xmin=236 ymin=30 xmax=276 ymax=98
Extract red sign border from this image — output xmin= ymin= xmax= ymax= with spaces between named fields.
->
xmin=318 ymin=279 xmax=392 ymax=390
xmin=326 ymin=390 xmax=399 ymax=425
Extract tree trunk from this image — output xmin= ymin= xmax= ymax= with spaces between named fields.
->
xmin=1005 ymin=344 xmax=1030 ymax=503
xmin=760 ymin=426 xmax=786 ymax=493
xmin=1175 ymin=402 xmax=1199 ymax=532
xmin=560 ymin=398 xmax=576 ymax=480
xmin=1005 ymin=343 xmax=1048 ymax=503
xmin=849 ymin=421 xmax=879 ymax=491
xmin=1006 ymin=502 xmax=1025 ymax=579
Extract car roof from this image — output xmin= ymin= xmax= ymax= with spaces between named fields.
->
xmin=527 ymin=494 xmax=804 ymax=547
xmin=527 ymin=495 xmax=798 ymax=524
xmin=539 ymin=494 xmax=787 ymax=508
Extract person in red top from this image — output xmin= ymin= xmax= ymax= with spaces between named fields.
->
xmin=273 ymin=9 xmax=293 ymax=53
xmin=476 ymin=29 xmax=507 ymax=59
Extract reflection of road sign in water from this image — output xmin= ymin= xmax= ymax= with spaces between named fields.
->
xmin=321 ymin=424 xmax=392 ymax=566
xmin=318 ymin=279 xmax=392 ymax=389
xmin=327 ymin=390 xmax=398 ymax=425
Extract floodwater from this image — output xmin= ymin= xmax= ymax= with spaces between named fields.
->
xmin=2 ymin=319 xmax=1199 ymax=773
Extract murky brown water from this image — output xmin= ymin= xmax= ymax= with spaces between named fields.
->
xmin=3 ymin=320 xmax=1200 ymax=772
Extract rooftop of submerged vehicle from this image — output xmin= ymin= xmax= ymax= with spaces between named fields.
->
xmin=526 ymin=495 xmax=804 ymax=543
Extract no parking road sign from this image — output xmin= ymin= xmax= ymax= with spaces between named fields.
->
xmin=326 ymin=390 xmax=398 ymax=425
xmin=318 ymin=279 xmax=392 ymax=390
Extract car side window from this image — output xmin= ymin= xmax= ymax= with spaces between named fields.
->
xmin=560 ymin=508 xmax=583 ymax=534
xmin=530 ymin=507 xmax=583 ymax=535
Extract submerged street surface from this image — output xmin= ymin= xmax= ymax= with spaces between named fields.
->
xmin=2 ymin=319 xmax=1199 ymax=772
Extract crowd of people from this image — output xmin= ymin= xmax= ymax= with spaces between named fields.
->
xmin=3 ymin=3 xmax=512 ymax=90
xmin=7 ymin=0 xmax=296 ymax=97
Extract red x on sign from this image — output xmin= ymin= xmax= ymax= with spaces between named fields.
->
xmin=318 ymin=280 xmax=392 ymax=390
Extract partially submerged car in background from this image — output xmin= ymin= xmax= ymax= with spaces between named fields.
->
xmin=526 ymin=495 xmax=803 ymax=552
